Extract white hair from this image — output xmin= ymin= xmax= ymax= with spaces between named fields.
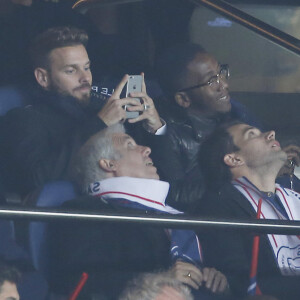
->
xmin=71 ymin=123 xmax=125 ymax=193
xmin=119 ymin=272 xmax=193 ymax=300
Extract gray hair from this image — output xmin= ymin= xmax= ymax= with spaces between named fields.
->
xmin=71 ymin=124 xmax=125 ymax=193
xmin=119 ymin=272 xmax=194 ymax=300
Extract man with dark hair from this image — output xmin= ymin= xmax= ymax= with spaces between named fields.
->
xmin=153 ymin=43 xmax=300 ymax=211
xmin=0 ymin=260 xmax=20 ymax=300
xmin=0 ymin=26 xmax=163 ymax=196
xmin=152 ymin=43 xmax=262 ymax=210
xmin=196 ymin=122 xmax=300 ymax=299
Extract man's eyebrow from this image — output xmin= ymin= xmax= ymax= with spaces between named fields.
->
xmin=62 ymin=61 xmax=90 ymax=68
xmin=62 ymin=64 xmax=77 ymax=68
xmin=202 ymin=65 xmax=221 ymax=81
xmin=6 ymin=297 xmax=18 ymax=300
xmin=205 ymin=71 xmax=216 ymax=80
xmin=120 ymin=135 xmax=132 ymax=143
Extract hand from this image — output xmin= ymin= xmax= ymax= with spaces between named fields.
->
xmin=126 ymin=73 xmax=163 ymax=133
xmin=97 ymin=74 xmax=144 ymax=126
xmin=202 ymin=267 xmax=229 ymax=294
xmin=168 ymin=261 xmax=203 ymax=290
xmin=278 ymin=144 xmax=300 ymax=177
xmin=168 ymin=261 xmax=229 ymax=294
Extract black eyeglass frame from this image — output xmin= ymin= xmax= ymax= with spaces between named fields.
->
xmin=177 ymin=64 xmax=230 ymax=93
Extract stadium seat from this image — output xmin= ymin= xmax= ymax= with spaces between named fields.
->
xmin=28 ymin=181 xmax=77 ymax=277
xmin=0 ymin=219 xmax=29 ymax=260
xmin=0 ymin=85 xmax=28 ymax=116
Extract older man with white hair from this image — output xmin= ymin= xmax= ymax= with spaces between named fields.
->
xmin=49 ymin=124 xmax=229 ymax=300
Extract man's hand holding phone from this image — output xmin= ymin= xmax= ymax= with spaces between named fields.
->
xmin=126 ymin=73 xmax=163 ymax=133
xmin=97 ymin=73 xmax=163 ymax=133
xmin=97 ymin=74 xmax=143 ymax=126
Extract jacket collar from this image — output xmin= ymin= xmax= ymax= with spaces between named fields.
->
xmin=32 ymin=87 xmax=103 ymax=121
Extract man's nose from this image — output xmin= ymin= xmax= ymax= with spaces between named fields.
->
xmin=266 ymin=130 xmax=275 ymax=140
xmin=219 ymin=76 xmax=229 ymax=90
xmin=78 ymin=69 xmax=91 ymax=82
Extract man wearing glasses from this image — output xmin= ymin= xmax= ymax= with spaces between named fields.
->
xmin=153 ymin=43 xmax=263 ymax=211
xmin=154 ymin=43 xmax=300 ymax=212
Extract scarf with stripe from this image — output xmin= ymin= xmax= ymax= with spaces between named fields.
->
xmin=88 ymin=177 xmax=203 ymax=265
xmin=233 ymin=177 xmax=300 ymax=276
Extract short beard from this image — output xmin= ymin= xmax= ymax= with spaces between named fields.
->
xmin=48 ymin=81 xmax=91 ymax=105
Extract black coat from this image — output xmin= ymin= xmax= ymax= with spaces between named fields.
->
xmin=195 ymin=183 xmax=300 ymax=300
xmin=151 ymin=99 xmax=263 ymax=212
xmin=49 ymin=196 xmax=171 ymax=299
xmin=0 ymin=88 xmax=107 ymax=195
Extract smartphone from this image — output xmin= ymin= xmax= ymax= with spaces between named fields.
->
xmin=125 ymin=75 xmax=143 ymax=119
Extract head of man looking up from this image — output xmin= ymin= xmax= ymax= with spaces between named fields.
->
xmin=201 ymin=121 xmax=287 ymax=193
xmin=49 ymin=124 xmax=229 ymax=298
xmin=73 ymin=124 xmax=159 ymax=192
xmin=196 ymin=122 xmax=300 ymax=299
xmin=1 ymin=26 xmax=163 ymax=196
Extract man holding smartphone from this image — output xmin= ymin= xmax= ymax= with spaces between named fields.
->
xmin=0 ymin=26 xmax=164 ymax=197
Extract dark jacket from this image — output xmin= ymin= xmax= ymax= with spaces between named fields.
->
xmin=151 ymin=99 xmax=262 ymax=211
xmin=0 ymin=88 xmax=107 ymax=196
xmin=195 ymin=183 xmax=300 ymax=300
xmin=49 ymin=196 xmax=171 ymax=299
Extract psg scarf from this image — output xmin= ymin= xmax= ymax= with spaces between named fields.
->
xmin=88 ymin=177 xmax=203 ymax=265
xmin=233 ymin=177 xmax=300 ymax=276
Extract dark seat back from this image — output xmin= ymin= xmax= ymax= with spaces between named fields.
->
xmin=28 ymin=181 xmax=77 ymax=276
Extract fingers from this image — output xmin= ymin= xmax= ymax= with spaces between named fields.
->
xmin=127 ymin=93 xmax=162 ymax=132
xmin=170 ymin=261 xmax=203 ymax=290
xmin=140 ymin=72 xmax=147 ymax=93
xmin=287 ymin=152 xmax=300 ymax=167
xmin=121 ymin=98 xmax=143 ymax=107
xmin=218 ymin=273 xmax=229 ymax=293
xmin=178 ymin=272 xmax=201 ymax=290
xmin=103 ymin=75 xmax=162 ymax=131
xmin=283 ymin=144 xmax=300 ymax=166
xmin=169 ymin=263 xmax=229 ymax=294
xmin=110 ymin=74 xmax=129 ymax=99
xmin=283 ymin=144 xmax=300 ymax=153
xmin=203 ymin=268 xmax=228 ymax=294
xmin=97 ymin=97 xmax=142 ymax=126
xmin=128 ymin=91 xmax=153 ymax=104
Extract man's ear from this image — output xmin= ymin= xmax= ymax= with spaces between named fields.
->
xmin=99 ymin=159 xmax=116 ymax=172
xmin=224 ymin=153 xmax=244 ymax=168
xmin=34 ymin=68 xmax=50 ymax=89
xmin=174 ymin=92 xmax=191 ymax=108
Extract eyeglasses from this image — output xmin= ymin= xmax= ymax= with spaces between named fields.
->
xmin=178 ymin=64 xmax=230 ymax=92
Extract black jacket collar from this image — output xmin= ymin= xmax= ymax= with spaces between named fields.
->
xmin=31 ymin=87 xmax=104 ymax=121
